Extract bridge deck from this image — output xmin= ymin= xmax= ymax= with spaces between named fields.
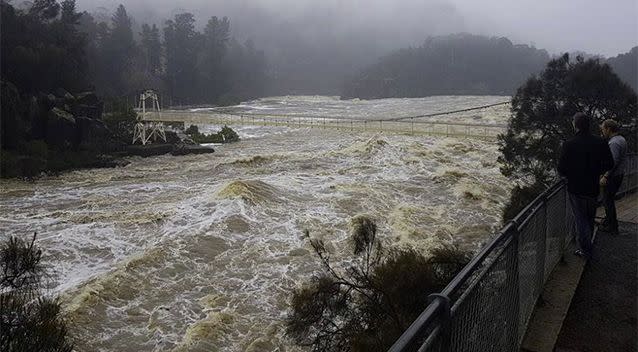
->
xmin=150 ymin=110 xmax=506 ymax=140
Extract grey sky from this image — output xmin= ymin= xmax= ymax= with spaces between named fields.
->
xmin=78 ymin=0 xmax=637 ymax=57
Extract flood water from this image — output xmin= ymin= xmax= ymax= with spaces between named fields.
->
xmin=0 ymin=95 xmax=512 ymax=351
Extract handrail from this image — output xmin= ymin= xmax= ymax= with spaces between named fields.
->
xmin=160 ymin=110 xmax=507 ymax=128
xmin=389 ymin=151 xmax=637 ymax=352
xmin=388 ymin=179 xmax=565 ymax=352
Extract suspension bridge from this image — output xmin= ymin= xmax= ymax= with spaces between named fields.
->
xmin=140 ymin=101 xmax=511 ymax=140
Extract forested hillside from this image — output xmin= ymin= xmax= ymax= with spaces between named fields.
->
xmin=342 ymin=34 xmax=637 ymax=99
xmin=607 ymin=46 xmax=638 ymax=93
xmin=341 ymin=34 xmax=551 ymax=99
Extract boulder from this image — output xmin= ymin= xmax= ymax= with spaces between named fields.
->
xmin=71 ymin=103 xmax=102 ymax=120
xmin=45 ymin=107 xmax=76 ymax=148
xmin=75 ymin=116 xmax=122 ymax=152
xmin=171 ymin=144 xmax=215 ymax=156
xmin=75 ymin=92 xmax=100 ymax=106
xmin=164 ymin=130 xmax=182 ymax=144
xmin=126 ymin=144 xmax=174 ymax=157
xmin=54 ymin=87 xmax=74 ymax=101
xmin=175 ymin=132 xmax=197 ymax=145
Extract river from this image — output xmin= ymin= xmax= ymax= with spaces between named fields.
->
xmin=0 ymin=95 xmax=512 ymax=351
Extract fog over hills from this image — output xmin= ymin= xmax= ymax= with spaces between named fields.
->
xmin=76 ymin=0 xmax=637 ymax=94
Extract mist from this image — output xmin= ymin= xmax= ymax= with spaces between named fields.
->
xmin=76 ymin=0 xmax=637 ymax=94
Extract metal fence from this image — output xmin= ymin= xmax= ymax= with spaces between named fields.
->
xmin=618 ymin=153 xmax=638 ymax=195
xmin=389 ymin=154 xmax=637 ymax=352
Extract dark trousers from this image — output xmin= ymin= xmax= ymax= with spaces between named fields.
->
xmin=602 ymin=174 xmax=623 ymax=232
xmin=568 ymin=192 xmax=597 ymax=256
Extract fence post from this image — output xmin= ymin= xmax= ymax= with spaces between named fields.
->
xmin=427 ymin=294 xmax=451 ymax=351
xmin=411 ymin=118 xmax=414 ymax=135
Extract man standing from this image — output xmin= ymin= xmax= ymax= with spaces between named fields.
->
xmin=558 ymin=113 xmax=614 ymax=258
xmin=599 ymin=119 xmax=627 ymax=235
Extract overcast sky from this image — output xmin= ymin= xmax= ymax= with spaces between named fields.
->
xmin=78 ymin=0 xmax=637 ymax=57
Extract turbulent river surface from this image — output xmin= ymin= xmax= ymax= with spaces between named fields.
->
xmin=0 ymin=95 xmax=512 ymax=351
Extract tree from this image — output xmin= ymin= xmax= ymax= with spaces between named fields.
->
xmin=341 ymin=34 xmax=550 ymax=99
xmin=0 ymin=234 xmax=74 ymax=351
xmin=140 ymin=23 xmax=162 ymax=76
xmin=498 ymin=54 xmax=637 ymax=186
xmin=1 ymin=0 xmax=88 ymax=93
xmin=497 ymin=54 xmax=637 ymax=220
xmin=102 ymin=5 xmax=135 ymax=96
xmin=287 ymin=216 xmax=469 ymax=352
xmin=28 ymin=0 xmax=60 ymax=21
xmin=163 ymin=12 xmax=200 ymax=105
xmin=60 ymin=0 xmax=81 ymax=25
xmin=197 ymin=16 xmax=231 ymax=101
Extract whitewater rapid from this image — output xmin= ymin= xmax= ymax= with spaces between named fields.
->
xmin=0 ymin=96 xmax=512 ymax=351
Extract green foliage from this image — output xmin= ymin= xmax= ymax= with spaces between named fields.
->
xmin=0 ymin=80 xmax=27 ymax=150
xmin=185 ymin=125 xmax=240 ymax=143
xmin=0 ymin=141 xmax=49 ymax=178
xmin=140 ymin=24 xmax=162 ymax=76
xmin=0 ymin=234 xmax=74 ymax=352
xmin=498 ymin=54 xmax=638 ymax=185
xmin=342 ymin=34 xmax=550 ymax=99
xmin=501 ymin=183 xmax=547 ymax=222
xmin=287 ymin=217 xmax=470 ymax=352
xmin=1 ymin=1 xmax=88 ymax=93
xmin=103 ymin=101 xmax=137 ymax=142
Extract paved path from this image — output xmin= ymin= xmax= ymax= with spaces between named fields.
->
xmin=554 ymin=217 xmax=637 ymax=352
xmin=522 ymin=192 xmax=637 ymax=352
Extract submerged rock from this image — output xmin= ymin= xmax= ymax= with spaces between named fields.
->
xmin=170 ymin=144 xmax=215 ymax=156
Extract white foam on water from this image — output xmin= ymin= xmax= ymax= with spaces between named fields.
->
xmin=0 ymin=96 xmax=513 ymax=352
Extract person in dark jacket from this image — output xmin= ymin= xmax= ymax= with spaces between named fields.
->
xmin=557 ymin=113 xmax=614 ymax=258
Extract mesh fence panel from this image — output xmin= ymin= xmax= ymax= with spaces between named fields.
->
xmin=516 ymin=205 xmax=546 ymax=343
xmin=444 ymin=238 xmax=518 ymax=352
xmin=391 ymin=183 xmax=582 ymax=352
xmin=544 ymin=188 xmax=567 ymax=281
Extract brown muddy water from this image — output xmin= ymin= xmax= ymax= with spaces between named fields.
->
xmin=0 ymin=95 xmax=512 ymax=351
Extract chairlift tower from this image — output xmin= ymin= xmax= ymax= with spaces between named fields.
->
xmin=133 ymin=90 xmax=167 ymax=145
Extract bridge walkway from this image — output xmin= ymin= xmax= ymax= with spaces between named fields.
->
xmin=151 ymin=110 xmax=507 ymax=140
xmin=522 ymin=192 xmax=637 ymax=352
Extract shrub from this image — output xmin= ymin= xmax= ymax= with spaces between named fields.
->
xmin=501 ymin=183 xmax=547 ymax=222
xmin=185 ymin=125 xmax=240 ymax=143
xmin=287 ymin=216 xmax=469 ymax=352
xmin=103 ymin=104 xmax=137 ymax=143
xmin=0 ymin=234 xmax=74 ymax=352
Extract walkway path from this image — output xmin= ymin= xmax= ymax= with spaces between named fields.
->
xmin=522 ymin=192 xmax=637 ymax=352
xmin=554 ymin=213 xmax=637 ymax=351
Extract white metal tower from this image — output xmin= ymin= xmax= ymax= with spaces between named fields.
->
xmin=133 ymin=90 xmax=167 ymax=145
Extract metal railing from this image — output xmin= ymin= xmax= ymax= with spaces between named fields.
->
xmin=389 ymin=154 xmax=637 ymax=352
xmin=618 ymin=153 xmax=638 ymax=195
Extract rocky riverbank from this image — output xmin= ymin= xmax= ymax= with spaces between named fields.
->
xmin=0 ymin=82 xmax=218 ymax=179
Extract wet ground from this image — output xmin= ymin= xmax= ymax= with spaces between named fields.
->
xmin=555 ymin=220 xmax=638 ymax=352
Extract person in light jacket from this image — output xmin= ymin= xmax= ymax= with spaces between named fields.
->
xmin=599 ymin=119 xmax=627 ymax=235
